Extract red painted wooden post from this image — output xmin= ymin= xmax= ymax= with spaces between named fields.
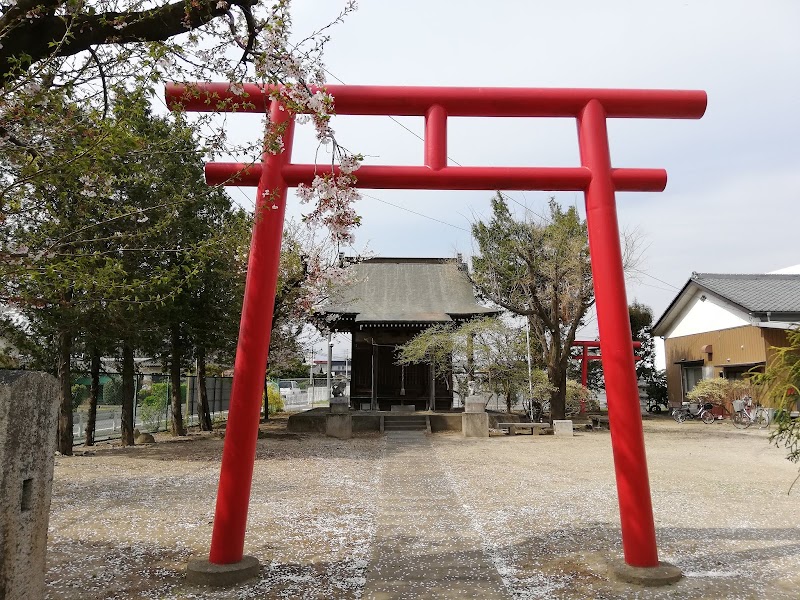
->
xmin=424 ymin=104 xmax=447 ymax=170
xmin=577 ymin=99 xmax=658 ymax=568
xmin=208 ymin=100 xmax=295 ymax=564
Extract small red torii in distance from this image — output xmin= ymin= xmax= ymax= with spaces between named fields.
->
xmin=572 ymin=340 xmax=642 ymax=388
xmin=166 ymin=82 xmax=706 ymax=579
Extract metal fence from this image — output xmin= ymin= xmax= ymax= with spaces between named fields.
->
xmin=71 ymin=373 xmax=233 ymax=444
xmin=274 ymin=377 xmax=339 ymax=412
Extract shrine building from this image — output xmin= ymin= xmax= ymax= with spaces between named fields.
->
xmin=322 ymin=257 xmax=497 ymax=411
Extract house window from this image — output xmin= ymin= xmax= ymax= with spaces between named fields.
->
xmin=681 ymin=365 xmax=703 ymax=398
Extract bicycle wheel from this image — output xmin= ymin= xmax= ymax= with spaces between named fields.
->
xmin=732 ymin=412 xmax=750 ymax=429
xmin=701 ymin=409 xmax=716 ymax=425
xmin=675 ymin=410 xmax=687 ymax=424
xmin=755 ymin=410 xmax=769 ymax=429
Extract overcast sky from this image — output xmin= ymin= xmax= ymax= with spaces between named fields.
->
xmin=216 ymin=1 xmax=800 ymax=360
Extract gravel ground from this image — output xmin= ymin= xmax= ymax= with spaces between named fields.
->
xmin=45 ymin=416 xmax=799 ymax=599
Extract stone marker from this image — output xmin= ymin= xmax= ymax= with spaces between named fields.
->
xmin=553 ymin=419 xmax=574 ymax=437
xmin=0 ymin=371 xmax=59 ymax=600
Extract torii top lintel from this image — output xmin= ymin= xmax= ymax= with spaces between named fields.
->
xmin=165 ymin=82 xmax=706 ymax=119
xmin=165 ymin=83 xmax=706 ymax=192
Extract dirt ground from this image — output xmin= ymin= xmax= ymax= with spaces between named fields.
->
xmin=45 ymin=415 xmax=800 ymax=599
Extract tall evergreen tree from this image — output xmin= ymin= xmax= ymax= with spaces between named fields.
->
xmin=471 ymin=195 xmax=594 ymax=421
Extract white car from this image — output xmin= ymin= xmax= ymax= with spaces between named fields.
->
xmin=278 ymin=380 xmax=300 ymax=397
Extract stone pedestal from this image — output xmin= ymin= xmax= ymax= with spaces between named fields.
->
xmin=0 ymin=371 xmax=59 ymax=600
xmin=608 ymin=558 xmax=682 ymax=586
xmin=326 ymin=414 xmax=352 ymax=439
xmin=185 ymin=555 xmax=260 ymax=586
xmin=462 ymin=413 xmax=489 ymax=437
xmin=464 ymin=395 xmax=488 ymax=413
xmin=329 ymin=398 xmax=350 ymax=414
xmin=553 ymin=420 xmax=574 ymax=436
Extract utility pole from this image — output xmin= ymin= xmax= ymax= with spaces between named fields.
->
xmin=308 ymin=345 xmax=314 ymax=406
xmin=327 ymin=332 xmax=333 ymax=402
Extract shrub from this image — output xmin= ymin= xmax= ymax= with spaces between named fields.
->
xmin=137 ymin=382 xmax=170 ymax=432
xmin=565 ymin=380 xmax=594 ymax=415
xmin=686 ymin=378 xmax=753 ymax=406
xmin=645 ymin=370 xmax=668 ymax=404
xmin=266 ymin=385 xmax=284 ymax=415
xmin=71 ymin=383 xmax=89 ymax=410
xmin=102 ymin=378 xmax=123 ymax=405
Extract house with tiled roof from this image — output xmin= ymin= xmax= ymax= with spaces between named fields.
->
xmin=652 ymin=272 xmax=800 ymax=407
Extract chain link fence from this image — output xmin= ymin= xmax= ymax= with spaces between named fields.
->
xmin=274 ymin=376 xmax=340 ymax=411
xmin=71 ymin=373 xmax=233 ymax=444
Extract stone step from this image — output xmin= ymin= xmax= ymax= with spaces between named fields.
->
xmin=383 ymin=415 xmax=428 ymax=431
xmin=384 ymin=423 xmax=427 ymax=431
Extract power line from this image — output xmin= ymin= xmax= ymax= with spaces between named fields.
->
xmin=323 ymin=68 xmax=551 ymax=225
xmin=360 ymin=192 xmax=470 ymax=232
xmin=629 ymin=269 xmax=680 ymax=291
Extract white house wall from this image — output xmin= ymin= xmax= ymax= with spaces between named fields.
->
xmin=666 ymin=292 xmax=751 ymax=338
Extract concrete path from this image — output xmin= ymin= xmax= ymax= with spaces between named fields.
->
xmin=363 ymin=431 xmax=510 ymax=599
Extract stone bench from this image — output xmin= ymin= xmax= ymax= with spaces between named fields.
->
xmin=496 ymin=422 xmax=550 ymax=435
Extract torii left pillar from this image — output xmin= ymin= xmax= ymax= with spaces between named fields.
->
xmin=184 ymin=100 xmax=296 ymax=586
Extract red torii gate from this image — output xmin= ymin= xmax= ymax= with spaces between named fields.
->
xmin=573 ymin=340 xmax=642 ymax=388
xmin=166 ymin=83 xmax=706 ymax=581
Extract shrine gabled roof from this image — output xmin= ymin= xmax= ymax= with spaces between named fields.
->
xmin=322 ymin=257 xmax=497 ymax=325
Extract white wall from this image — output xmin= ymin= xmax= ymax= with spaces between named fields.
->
xmin=666 ymin=292 xmax=750 ymax=338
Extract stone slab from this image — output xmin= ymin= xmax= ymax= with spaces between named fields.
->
xmin=326 ymin=413 xmax=352 ymax=439
xmin=0 ymin=371 xmax=59 ymax=600
xmin=553 ymin=419 xmax=574 ymax=437
xmin=462 ymin=412 xmax=489 ymax=437
xmin=363 ymin=431 xmax=508 ymax=599
xmin=608 ymin=558 xmax=683 ymax=586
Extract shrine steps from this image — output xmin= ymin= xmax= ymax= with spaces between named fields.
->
xmin=382 ymin=414 xmax=430 ymax=433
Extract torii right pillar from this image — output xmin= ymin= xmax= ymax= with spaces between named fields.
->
xmin=578 ymin=99 xmax=681 ymax=584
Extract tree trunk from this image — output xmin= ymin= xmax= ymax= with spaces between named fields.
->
xmin=263 ymin=369 xmax=270 ymax=422
xmin=466 ymin=333 xmax=475 ymax=383
xmin=84 ymin=346 xmax=100 ymax=446
xmin=548 ymin=361 xmax=568 ymax=421
xmin=121 ymin=341 xmax=135 ymax=446
xmin=197 ymin=345 xmax=213 ymax=431
xmin=506 ymin=384 xmax=514 ymax=413
xmin=56 ymin=329 xmax=73 ymax=456
xmin=170 ymin=323 xmax=186 ymax=436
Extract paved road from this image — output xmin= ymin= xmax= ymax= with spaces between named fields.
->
xmin=363 ymin=431 xmax=509 ymax=599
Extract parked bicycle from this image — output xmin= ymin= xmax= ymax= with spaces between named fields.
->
xmin=672 ymin=401 xmax=716 ymax=424
xmin=731 ymin=396 xmax=769 ymax=429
